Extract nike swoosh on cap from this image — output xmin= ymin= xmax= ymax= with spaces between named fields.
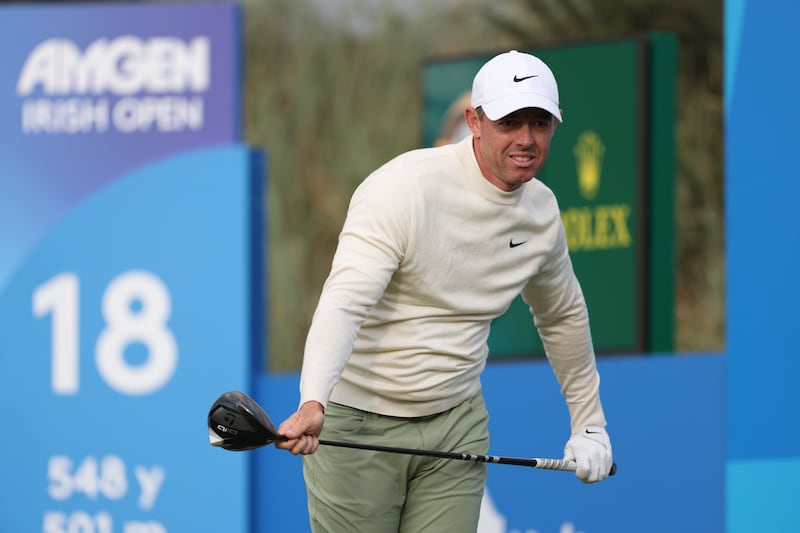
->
xmin=513 ymin=74 xmax=538 ymax=82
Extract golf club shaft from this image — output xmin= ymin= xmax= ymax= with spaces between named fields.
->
xmin=318 ymin=439 xmax=617 ymax=475
xmin=207 ymin=391 xmax=616 ymax=476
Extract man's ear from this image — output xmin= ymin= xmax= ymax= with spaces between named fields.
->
xmin=465 ymin=107 xmax=481 ymax=138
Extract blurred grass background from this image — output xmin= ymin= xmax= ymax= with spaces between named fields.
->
xmin=0 ymin=0 xmax=722 ymax=368
xmin=242 ymin=0 xmax=723 ymax=370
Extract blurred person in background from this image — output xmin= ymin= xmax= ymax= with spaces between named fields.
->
xmin=434 ymin=90 xmax=472 ymax=147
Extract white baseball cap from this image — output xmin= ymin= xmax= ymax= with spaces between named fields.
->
xmin=471 ymin=50 xmax=562 ymax=122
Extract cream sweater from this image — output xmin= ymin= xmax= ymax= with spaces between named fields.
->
xmin=299 ymin=136 xmax=606 ymax=432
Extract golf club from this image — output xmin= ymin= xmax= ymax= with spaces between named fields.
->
xmin=208 ymin=390 xmax=616 ymax=476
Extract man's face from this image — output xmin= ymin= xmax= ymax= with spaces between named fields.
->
xmin=466 ymin=106 xmax=558 ymax=192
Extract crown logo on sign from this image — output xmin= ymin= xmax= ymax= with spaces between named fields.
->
xmin=573 ymin=131 xmax=605 ymax=200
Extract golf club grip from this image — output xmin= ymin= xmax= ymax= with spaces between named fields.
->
xmin=318 ymin=439 xmax=616 ymax=476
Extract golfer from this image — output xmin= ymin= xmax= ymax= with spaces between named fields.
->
xmin=277 ymin=50 xmax=614 ymax=532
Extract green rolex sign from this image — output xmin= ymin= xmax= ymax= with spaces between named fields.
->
xmin=422 ymin=34 xmax=676 ymax=357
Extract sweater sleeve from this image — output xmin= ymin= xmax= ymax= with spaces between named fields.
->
xmin=521 ymin=222 xmax=607 ymax=433
xmin=298 ymin=171 xmax=408 ymax=408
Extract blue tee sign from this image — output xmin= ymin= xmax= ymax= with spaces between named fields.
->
xmin=0 ymin=4 xmax=261 ymax=533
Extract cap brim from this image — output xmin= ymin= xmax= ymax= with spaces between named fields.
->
xmin=482 ymin=94 xmax=562 ymax=123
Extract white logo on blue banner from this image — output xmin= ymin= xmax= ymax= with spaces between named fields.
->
xmin=0 ymin=4 xmax=261 ymax=532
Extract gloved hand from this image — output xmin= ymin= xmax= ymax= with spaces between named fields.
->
xmin=563 ymin=426 xmax=613 ymax=483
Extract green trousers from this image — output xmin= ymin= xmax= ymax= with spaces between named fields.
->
xmin=303 ymin=392 xmax=490 ymax=533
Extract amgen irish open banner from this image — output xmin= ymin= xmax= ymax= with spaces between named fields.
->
xmin=0 ymin=4 xmax=262 ymax=532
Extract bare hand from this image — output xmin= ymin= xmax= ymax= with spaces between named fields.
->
xmin=275 ymin=401 xmax=325 ymax=455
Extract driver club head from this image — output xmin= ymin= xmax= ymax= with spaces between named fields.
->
xmin=208 ymin=391 xmax=284 ymax=451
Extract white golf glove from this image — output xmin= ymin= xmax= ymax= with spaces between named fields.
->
xmin=563 ymin=426 xmax=613 ymax=483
